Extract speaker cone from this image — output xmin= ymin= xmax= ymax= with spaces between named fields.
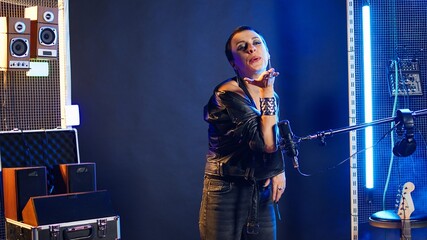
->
xmin=10 ymin=38 xmax=29 ymax=57
xmin=39 ymin=27 xmax=57 ymax=45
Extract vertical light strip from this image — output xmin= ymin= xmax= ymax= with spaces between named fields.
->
xmin=362 ymin=5 xmax=374 ymax=189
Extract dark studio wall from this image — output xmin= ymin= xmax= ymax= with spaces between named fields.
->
xmin=69 ymin=1 xmax=348 ymax=239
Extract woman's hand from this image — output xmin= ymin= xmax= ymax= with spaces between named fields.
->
xmin=243 ymin=68 xmax=279 ymax=88
xmin=263 ymin=172 xmax=286 ymax=203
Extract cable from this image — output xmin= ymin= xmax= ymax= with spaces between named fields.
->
xmin=382 ymin=59 xmax=400 ymax=210
xmin=297 ymin=125 xmax=396 ymax=177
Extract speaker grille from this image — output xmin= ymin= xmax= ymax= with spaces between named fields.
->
xmin=10 ymin=38 xmax=29 ymax=57
xmin=22 ymin=191 xmax=116 ymax=226
xmin=39 ymin=26 xmax=57 ymax=46
xmin=2 ymin=167 xmax=47 ymax=221
xmin=60 ymin=163 xmax=97 ymax=194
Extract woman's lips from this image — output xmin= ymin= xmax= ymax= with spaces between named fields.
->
xmin=249 ymin=56 xmax=261 ymax=64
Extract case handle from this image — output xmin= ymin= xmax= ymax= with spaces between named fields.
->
xmin=63 ymin=224 xmax=94 ymax=240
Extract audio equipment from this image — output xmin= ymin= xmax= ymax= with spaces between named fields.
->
xmin=22 ymin=190 xmax=116 ymax=226
xmin=2 ymin=167 xmax=47 ymax=221
xmin=278 ymin=120 xmax=299 ymax=168
xmin=25 ymin=6 xmax=58 ymax=58
xmin=59 ymin=163 xmax=97 ymax=193
xmin=0 ymin=17 xmax=31 ymax=70
xmin=388 ymin=59 xmax=423 ymax=96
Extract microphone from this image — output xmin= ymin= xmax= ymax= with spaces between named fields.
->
xmin=278 ymin=120 xmax=299 ymax=168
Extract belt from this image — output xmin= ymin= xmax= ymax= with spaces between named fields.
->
xmin=204 ymin=161 xmax=254 ymax=179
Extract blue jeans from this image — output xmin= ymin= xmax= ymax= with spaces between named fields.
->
xmin=199 ymin=175 xmax=277 ymax=240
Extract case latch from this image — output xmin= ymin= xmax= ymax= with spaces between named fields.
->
xmin=97 ymin=219 xmax=108 ymax=238
xmin=49 ymin=225 xmax=60 ymax=240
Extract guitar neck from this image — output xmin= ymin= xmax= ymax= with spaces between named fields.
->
xmin=398 ymin=182 xmax=415 ymax=240
xmin=401 ymin=219 xmax=412 ymax=240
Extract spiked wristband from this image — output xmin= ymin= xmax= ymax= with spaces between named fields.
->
xmin=260 ymin=97 xmax=276 ymax=115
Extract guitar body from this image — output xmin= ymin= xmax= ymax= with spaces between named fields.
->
xmin=398 ymin=182 xmax=415 ymax=240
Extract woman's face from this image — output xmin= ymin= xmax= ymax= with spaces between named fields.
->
xmin=230 ymin=30 xmax=270 ymax=78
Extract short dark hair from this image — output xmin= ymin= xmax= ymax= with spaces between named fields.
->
xmin=224 ymin=26 xmax=267 ymax=63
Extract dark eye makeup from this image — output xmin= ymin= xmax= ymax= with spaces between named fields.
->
xmin=236 ymin=39 xmax=262 ymax=51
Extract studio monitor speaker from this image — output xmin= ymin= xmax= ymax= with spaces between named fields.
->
xmin=59 ymin=162 xmax=97 ymax=193
xmin=0 ymin=17 xmax=31 ymax=70
xmin=25 ymin=6 xmax=58 ymax=58
xmin=2 ymin=167 xmax=47 ymax=221
xmin=22 ymin=190 xmax=116 ymax=226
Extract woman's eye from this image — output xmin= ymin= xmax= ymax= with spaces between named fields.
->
xmin=254 ymin=40 xmax=262 ymax=45
xmin=237 ymin=44 xmax=246 ymax=51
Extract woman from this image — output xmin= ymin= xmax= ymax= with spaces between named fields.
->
xmin=199 ymin=26 xmax=286 ymax=240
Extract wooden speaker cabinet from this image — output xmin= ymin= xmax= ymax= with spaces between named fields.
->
xmin=2 ymin=167 xmax=47 ymax=221
xmin=59 ymin=163 xmax=97 ymax=193
xmin=0 ymin=17 xmax=31 ymax=71
xmin=22 ymin=190 xmax=115 ymax=226
xmin=25 ymin=6 xmax=58 ymax=59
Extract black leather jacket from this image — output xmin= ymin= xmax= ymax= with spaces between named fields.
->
xmin=203 ymin=77 xmax=285 ymax=181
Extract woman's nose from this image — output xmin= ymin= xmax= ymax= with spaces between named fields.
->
xmin=247 ymin=44 xmax=256 ymax=53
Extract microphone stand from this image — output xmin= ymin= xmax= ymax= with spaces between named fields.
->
xmin=278 ymin=109 xmax=427 ymax=177
xmin=296 ymin=109 xmax=427 ymax=147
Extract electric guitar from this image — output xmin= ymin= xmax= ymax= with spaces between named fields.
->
xmin=397 ymin=181 xmax=415 ymax=240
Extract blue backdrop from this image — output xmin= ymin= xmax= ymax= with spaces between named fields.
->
xmin=69 ymin=1 xmax=350 ymax=239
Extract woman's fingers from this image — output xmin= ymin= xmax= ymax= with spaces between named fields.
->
xmin=244 ymin=68 xmax=279 ymax=88
xmin=271 ymin=172 xmax=286 ymax=202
